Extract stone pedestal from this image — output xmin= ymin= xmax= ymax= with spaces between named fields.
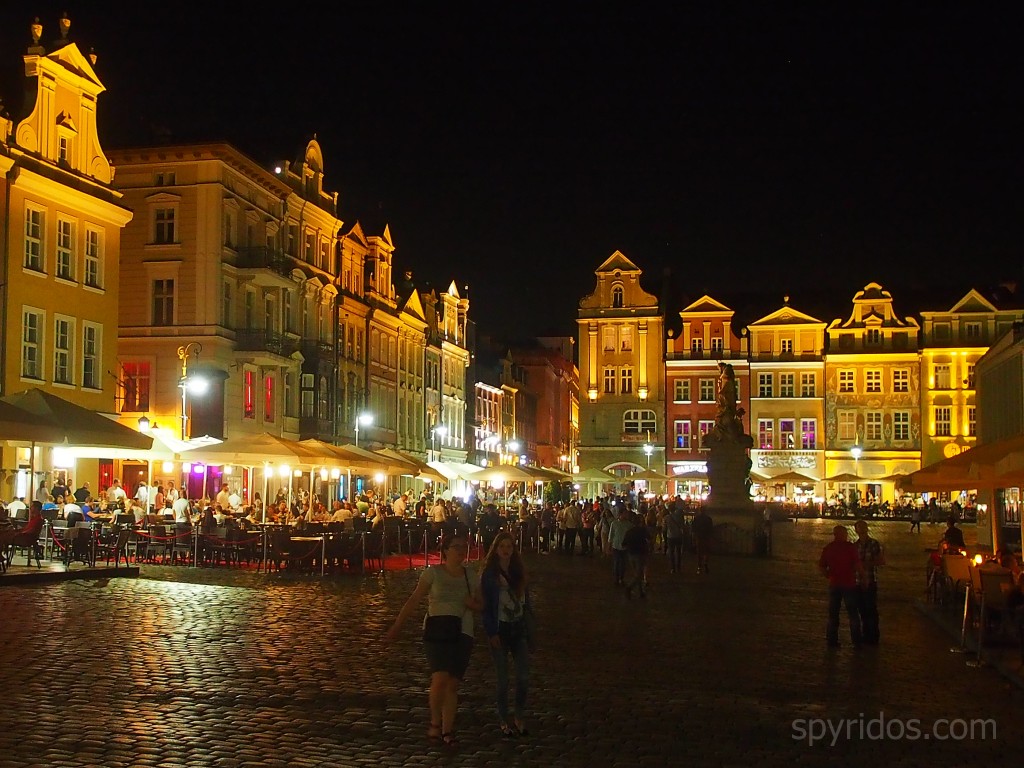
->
xmin=706 ymin=433 xmax=763 ymax=553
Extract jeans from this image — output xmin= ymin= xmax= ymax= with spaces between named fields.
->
xmin=858 ymin=582 xmax=879 ymax=644
xmin=827 ymin=586 xmax=862 ymax=645
xmin=563 ymin=528 xmax=578 ymax=554
xmin=626 ymin=553 xmax=648 ymax=594
xmin=667 ymin=537 xmax=683 ymax=571
xmin=612 ymin=548 xmax=627 ymax=584
xmin=491 ymin=622 xmax=530 ymax=722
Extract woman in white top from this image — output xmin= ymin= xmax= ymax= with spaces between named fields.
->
xmin=386 ymin=532 xmax=480 ymax=747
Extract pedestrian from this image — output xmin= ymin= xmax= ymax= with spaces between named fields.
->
xmin=608 ymin=505 xmax=632 ymax=586
xmin=910 ymin=506 xmax=921 ymax=532
xmin=385 ymin=532 xmax=479 ymax=748
xmin=562 ymin=503 xmax=580 ymax=554
xmin=664 ymin=502 xmax=685 ymax=573
xmin=622 ymin=513 xmax=652 ymax=598
xmin=853 ymin=520 xmax=884 ymax=645
xmin=479 ymin=531 xmax=532 ymax=737
xmin=692 ymin=507 xmax=714 ymax=575
xmin=818 ymin=525 xmax=864 ymax=648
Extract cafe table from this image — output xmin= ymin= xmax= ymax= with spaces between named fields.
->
xmin=289 ymin=534 xmax=327 ymax=576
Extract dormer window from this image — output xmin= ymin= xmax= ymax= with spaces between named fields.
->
xmin=611 ymin=285 xmax=624 ymax=308
xmin=58 ymin=136 xmax=69 ymax=164
xmin=866 ymin=328 xmax=882 ymax=345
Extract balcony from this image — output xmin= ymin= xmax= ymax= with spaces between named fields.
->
xmin=233 ymin=246 xmax=293 ymax=284
xmin=300 ymin=416 xmax=335 ymax=441
xmin=301 ymin=340 xmax=335 ymax=361
xmin=235 ymin=329 xmax=299 ymax=358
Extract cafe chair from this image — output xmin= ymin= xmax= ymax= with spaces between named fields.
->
xmin=97 ymin=528 xmax=132 ymax=568
xmin=64 ymin=527 xmax=96 ymax=568
xmin=363 ymin=531 xmax=385 ymax=572
xmin=7 ymin=536 xmax=44 ymax=568
xmin=979 ymin=568 xmax=1018 ymax=648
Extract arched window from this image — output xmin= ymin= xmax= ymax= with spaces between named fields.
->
xmin=611 ymin=284 xmax=624 ymax=308
xmin=623 ymin=409 xmax=657 ymax=434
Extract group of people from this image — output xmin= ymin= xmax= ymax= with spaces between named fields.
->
xmin=817 ymin=520 xmax=885 ymax=648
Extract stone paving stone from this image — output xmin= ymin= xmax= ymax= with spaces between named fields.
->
xmin=0 ymin=520 xmax=1021 ymax=766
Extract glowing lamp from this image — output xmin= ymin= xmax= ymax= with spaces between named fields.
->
xmin=974 ymin=554 xmax=984 ymax=565
xmin=224 ymin=465 xmax=233 ymax=475
xmin=278 ymin=464 xmax=291 ymax=478
xmin=374 ymin=473 xmax=386 ymax=484
xmin=293 ymin=469 xmax=303 ymax=477
xmin=183 ymin=463 xmax=192 ymax=474
xmin=330 ymin=468 xmax=341 ymax=480
xmin=162 ymin=461 xmax=175 ymax=474
xmin=192 ymin=464 xmax=205 ymax=474
xmin=319 ymin=468 xmax=328 ymax=481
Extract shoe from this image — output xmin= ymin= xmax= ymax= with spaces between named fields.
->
xmin=513 ymin=720 xmax=529 ymax=737
xmin=500 ymin=723 xmax=518 ymax=738
xmin=441 ymin=733 xmax=458 ymax=747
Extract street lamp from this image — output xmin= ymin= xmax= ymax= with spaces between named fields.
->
xmin=851 ymin=443 xmax=862 ymax=506
xmin=177 ymin=343 xmax=207 ymax=440
xmin=507 ymin=439 xmax=520 ymax=466
xmin=431 ymin=424 xmax=448 ymax=461
xmin=644 ymin=443 xmax=654 ymax=469
xmin=354 ymin=412 xmax=373 ymax=448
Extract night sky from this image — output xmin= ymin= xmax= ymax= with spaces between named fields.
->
xmin=1 ymin=4 xmax=1020 ymax=337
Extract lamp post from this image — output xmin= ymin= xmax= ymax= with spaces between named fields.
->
xmin=177 ymin=343 xmax=207 ymax=440
xmin=507 ymin=439 xmax=521 ymax=466
xmin=851 ymin=444 xmax=862 ymax=507
xmin=354 ymin=412 xmax=373 ymax=448
xmin=431 ymin=424 xmax=448 ymax=462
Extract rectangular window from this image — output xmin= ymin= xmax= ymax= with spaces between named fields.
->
xmin=82 ymin=323 xmax=100 ymax=389
xmin=24 ymin=206 xmax=44 ymax=271
xmin=283 ymin=292 xmax=294 ymax=333
xmin=968 ymin=406 xmax=976 ymax=437
xmin=780 ymin=338 xmax=793 ymax=354
xmin=674 ymin=420 xmax=691 ymax=450
xmin=154 ymin=207 xmax=176 ymax=244
xmin=305 ymin=233 xmax=315 ymax=262
xmin=620 ymin=325 xmax=633 ymax=352
xmin=893 ymin=369 xmax=909 ymax=393
xmin=58 ymin=135 xmax=69 ymax=163
xmin=893 ymin=411 xmax=910 ymax=441
xmin=155 ymin=172 xmax=176 ymax=186
xmin=838 ymin=410 xmax=857 ymax=441
xmin=84 ymin=228 xmax=102 ymax=288
xmin=699 ymin=378 xmax=715 ymax=402
xmin=691 ymin=338 xmax=703 ymax=354
xmin=224 ymin=209 xmax=235 ymax=248
xmin=711 ymin=337 xmax=723 ymax=352
xmin=122 ymin=362 xmax=151 ymax=411
xmin=264 ymin=375 xmax=274 ymax=422
xmin=284 ymin=373 xmax=295 ymax=418
xmin=758 ymin=373 xmax=773 ymax=398
xmin=620 ymin=367 xmax=633 ymax=395
xmin=838 ymin=370 xmax=855 ymax=393
xmin=800 ymin=418 xmax=817 ymax=449
xmin=779 ymin=373 xmax=795 ymax=397
xmin=866 ymin=328 xmax=882 ymax=345
xmin=865 ymin=369 xmax=882 ymax=393
xmin=934 ymin=364 xmax=951 ymax=390
xmin=966 ymin=364 xmax=976 ymax=389
xmin=603 ymin=367 xmax=616 ymax=394
xmin=223 ymin=282 xmax=232 ymax=328
xmin=21 ymin=309 xmax=44 ymax=380
xmin=603 ymin=326 xmax=615 ymax=351
xmin=56 ymin=218 xmax=75 ymax=281
xmin=244 ymin=291 xmax=255 ymax=328
xmin=243 ymin=370 xmax=256 ymax=419
xmin=801 ymin=372 xmax=816 ymax=397
xmin=152 ymin=279 xmax=175 ymax=325
xmin=673 ymin=379 xmax=690 ymax=403
xmin=965 ymin=322 xmax=982 ymax=341
xmin=265 ymin=297 xmax=276 ymax=332
xmin=865 ymin=410 xmax=883 ymax=441
xmin=935 ymin=406 xmax=951 ymax=437
xmin=53 ymin=316 xmax=73 ymax=384
xmin=758 ymin=419 xmax=774 ymax=450
xmin=779 ymin=419 xmax=796 ymax=449
xmin=698 ymin=420 xmax=714 ymax=450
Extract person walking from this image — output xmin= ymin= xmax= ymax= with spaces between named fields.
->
xmin=479 ymin=531 xmax=532 ymax=737
xmin=692 ymin=507 xmax=714 ymax=575
xmin=622 ymin=513 xmax=652 ymax=598
xmin=385 ymin=533 xmax=480 ymax=747
xmin=608 ymin=505 xmax=632 ymax=586
xmin=910 ymin=506 xmax=921 ymax=532
xmin=853 ymin=520 xmax=884 ymax=645
xmin=664 ymin=502 xmax=685 ymax=574
xmin=818 ymin=525 xmax=864 ymax=648
xmin=562 ymin=503 xmax=580 ymax=554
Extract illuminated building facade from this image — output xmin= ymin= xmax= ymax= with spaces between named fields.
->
xmin=577 ymin=251 xmax=665 ymax=477
xmin=665 ymin=296 xmax=747 ymax=494
xmin=0 ymin=17 xmax=132 ymax=491
xmin=824 ymin=283 xmax=921 ymax=503
xmin=747 ymin=299 xmax=826 ymax=500
xmin=919 ymin=290 xmax=1024 ymax=469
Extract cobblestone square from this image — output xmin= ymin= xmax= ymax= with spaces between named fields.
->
xmin=1 ymin=519 xmax=1020 ymax=767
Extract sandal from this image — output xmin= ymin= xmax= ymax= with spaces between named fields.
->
xmin=427 ymin=723 xmax=441 ymax=740
xmin=441 ymin=732 xmax=459 ymax=747
xmin=500 ymin=723 xmax=518 ymax=738
xmin=513 ymin=720 xmax=529 ymax=737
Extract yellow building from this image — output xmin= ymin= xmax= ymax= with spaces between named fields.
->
xmin=919 ymin=289 xmax=1024 ymax=470
xmin=825 ymin=283 xmax=921 ymax=503
xmin=747 ymin=299 xmax=827 ymax=500
xmin=577 ymin=251 xmax=665 ymax=477
xmin=0 ymin=18 xmax=132 ymax=493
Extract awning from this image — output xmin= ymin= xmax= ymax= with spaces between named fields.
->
xmin=0 ymin=388 xmax=152 ymax=450
xmin=60 ymin=425 xmax=220 ymax=461
xmin=899 ymin=434 xmax=1024 ymax=492
xmin=376 ymin=448 xmax=448 ymax=483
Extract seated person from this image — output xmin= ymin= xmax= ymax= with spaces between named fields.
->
xmin=63 ymin=502 xmax=85 ymax=527
xmin=172 ymin=496 xmax=192 ymax=523
xmin=942 ymin=517 xmax=966 ymax=550
xmin=330 ymin=501 xmax=353 ymax=527
xmin=0 ymin=501 xmax=45 ymax=549
xmin=213 ymin=504 xmax=230 ymax=526
xmin=130 ymin=502 xmax=147 ymax=526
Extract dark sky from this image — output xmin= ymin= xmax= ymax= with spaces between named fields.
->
xmin=2 ymin=4 xmax=1021 ymax=337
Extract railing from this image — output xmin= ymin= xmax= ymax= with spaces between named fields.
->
xmin=235 ymin=329 xmax=299 ymax=357
xmin=301 ymin=340 xmax=335 ymax=360
xmin=235 ymin=246 xmax=292 ymax=277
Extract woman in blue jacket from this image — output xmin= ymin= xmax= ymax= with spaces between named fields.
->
xmin=480 ymin=531 xmax=532 ymax=737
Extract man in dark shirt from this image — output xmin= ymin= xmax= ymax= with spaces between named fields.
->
xmin=622 ymin=513 xmax=652 ymax=598
xmin=854 ymin=520 xmax=885 ymax=645
xmin=73 ymin=482 xmax=91 ymax=504
xmin=692 ymin=508 xmax=714 ymax=575
xmin=942 ymin=517 xmax=966 ymax=550
xmin=818 ymin=525 xmax=864 ymax=648
xmin=51 ymin=479 xmax=70 ymax=504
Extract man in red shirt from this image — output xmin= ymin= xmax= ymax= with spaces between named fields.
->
xmin=818 ymin=525 xmax=865 ymax=648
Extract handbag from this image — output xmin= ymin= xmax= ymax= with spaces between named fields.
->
xmin=422 ymin=567 xmax=470 ymax=643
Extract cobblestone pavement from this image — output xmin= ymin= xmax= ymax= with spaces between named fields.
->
xmin=1 ymin=518 xmax=1020 ymax=767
